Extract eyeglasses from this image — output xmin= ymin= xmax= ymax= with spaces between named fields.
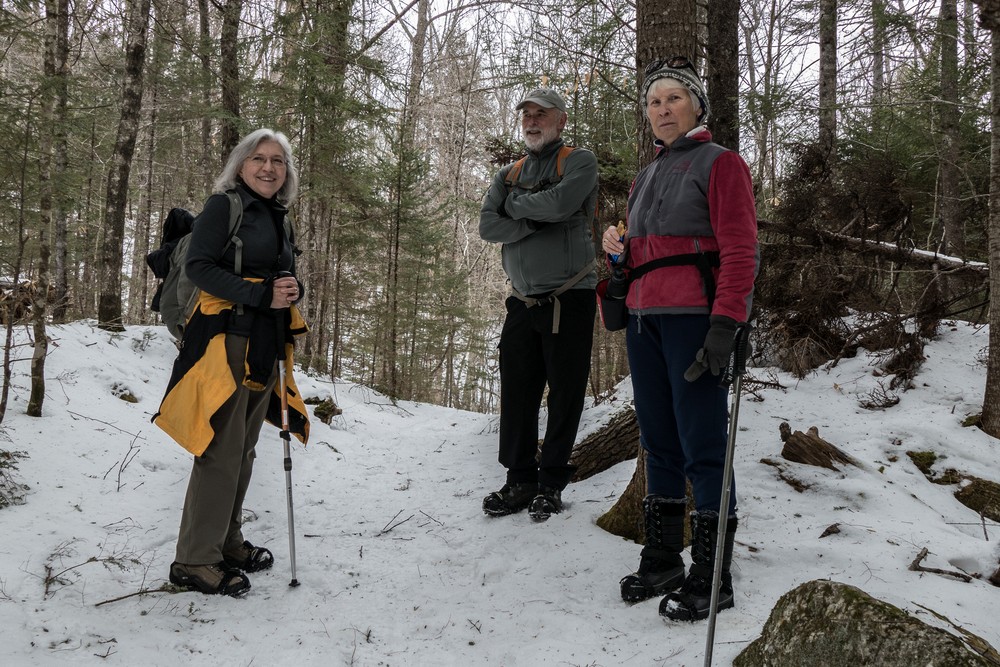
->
xmin=247 ymin=155 xmax=287 ymax=169
xmin=644 ymin=55 xmax=697 ymax=77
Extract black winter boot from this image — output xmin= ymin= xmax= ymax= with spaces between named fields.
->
xmin=659 ymin=511 xmax=737 ymax=621
xmin=620 ymin=496 xmax=687 ymax=602
xmin=483 ymin=482 xmax=537 ymax=517
xmin=528 ymin=485 xmax=563 ymax=522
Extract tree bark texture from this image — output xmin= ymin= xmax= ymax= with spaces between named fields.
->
xmin=706 ymin=0 xmax=741 ymax=150
xmin=778 ymin=422 xmax=858 ymax=471
xmin=939 ymin=0 xmax=964 ymax=307
xmin=98 ymin=0 xmax=151 ymax=332
xmin=635 ymin=0 xmax=697 ymax=166
xmin=219 ymin=0 xmax=242 ymax=161
xmin=818 ymin=0 xmax=838 ymax=160
xmin=29 ymin=0 xmax=66 ymax=416
xmin=569 ymin=406 xmax=640 ymax=482
xmin=49 ymin=0 xmax=70 ymax=322
xmin=983 ymin=27 xmax=1000 ymax=437
xmin=596 ymin=446 xmax=648 ymax=542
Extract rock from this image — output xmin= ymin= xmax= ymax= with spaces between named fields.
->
xmin=734 ymin=580 xmax=997 ymax=666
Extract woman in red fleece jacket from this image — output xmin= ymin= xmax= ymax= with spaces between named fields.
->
xmin=601 ymin=57 xmax=758 ymax=623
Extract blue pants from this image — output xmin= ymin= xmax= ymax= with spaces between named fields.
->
xmin=626 ymin=313 xmax=737 ymax=515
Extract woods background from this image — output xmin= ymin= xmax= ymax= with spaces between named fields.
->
xmin=2 ymin=0 xmax=1000 ymax=436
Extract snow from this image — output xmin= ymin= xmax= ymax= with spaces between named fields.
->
xmin=0 ymin=319 xmax=997 ymax=666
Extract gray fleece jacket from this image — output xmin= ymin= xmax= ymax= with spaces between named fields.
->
xmin=479 ymin=139 xmax=599 ymax=296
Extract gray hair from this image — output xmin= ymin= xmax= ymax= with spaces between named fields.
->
xmin=213 ymin=128 xmax=299 ymax=205
xmin=644 ymin=73 xmax=708 ymax=122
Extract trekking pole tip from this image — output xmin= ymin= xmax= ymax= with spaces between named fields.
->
xmin=289 ymin=579 xmax=300 ymax=588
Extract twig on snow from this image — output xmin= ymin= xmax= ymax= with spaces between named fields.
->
xmin=909 ymin=547 xmax=975 ymax=582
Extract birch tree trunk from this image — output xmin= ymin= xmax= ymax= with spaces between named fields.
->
xmin=97 ymin=0 xmax=152 ymax=332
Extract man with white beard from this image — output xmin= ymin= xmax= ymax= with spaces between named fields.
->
xmin=479 ymin=87 xmax=599 ymax=522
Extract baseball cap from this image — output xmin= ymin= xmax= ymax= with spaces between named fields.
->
xmin=515 ymin=87 xmax=567 ymax=113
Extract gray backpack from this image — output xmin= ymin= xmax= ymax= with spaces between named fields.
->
xmin=155 ymin=190 xmax=244 ymax=340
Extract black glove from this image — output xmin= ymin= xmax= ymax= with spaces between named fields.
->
xmin=684 ymin=315 xmax=738 ymax=382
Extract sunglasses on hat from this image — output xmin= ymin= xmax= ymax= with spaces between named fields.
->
xmin=643 ymin=55 xmax=697 ymax=77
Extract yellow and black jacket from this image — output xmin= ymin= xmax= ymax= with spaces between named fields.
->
xmin=153 ymin=291 xmax=310 ymax=456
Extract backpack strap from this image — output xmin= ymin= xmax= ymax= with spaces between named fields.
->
xmin=510 ymin=259 xmax=596 ymax=334
xmin=504 ymin=145 xmax=577 ymax=192
xmin=223 ymin=190 xmax=245 ymax=315
xmin=628 ymin=251 xmax=721 ymax=308
xmin=224 ymin=190 xmax=245 ymax=274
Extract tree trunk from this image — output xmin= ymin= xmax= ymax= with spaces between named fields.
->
xmin=569 ymin=406 xmax=640 ymax=482
xmin=818 ymin=0 xmax=838 ymax=161
xmin=706 ymin=0 xmax=741 ymax=150
xmin=198 ymin=0 xmax=213 ymax=184
xmin=605 ymin=0 xmax=703 ymax=540
xmin=635 ymin=0 xmax=697 ymax=166
xmin=29 ymin=0 xmax=66 ymax=417
xmin=983 ymin=25 xmax=1000 ymax=437
xmin=939 ymin=0 xmax=964 ymax=303
xmin=49 ymin=0 xmax=70 ymax=322
xmin=218 ymin=0 xmax=242 ymax=160
xmin=871 ymin=0 xmax=887 ymax=111
xmin=98 ymin=0 xmax=152 ymax=332
xmin=596 ymin=447 xmax=648 ymax=542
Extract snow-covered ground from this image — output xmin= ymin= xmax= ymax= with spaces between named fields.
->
xmin=0 ymin=319 xmax=997 ymax=665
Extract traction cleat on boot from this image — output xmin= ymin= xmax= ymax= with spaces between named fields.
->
xmin=528 ymin=485 xmax=562 ymax=522
xmin=483 ymin=483 xmax=537 ymax=517
xmin=658 ymin=573 xmax=734 ymax=622
xmin=620 ymin=552 xmax=685 ymax=602
xmin=168 ymin=561 xmax=251 ymax=598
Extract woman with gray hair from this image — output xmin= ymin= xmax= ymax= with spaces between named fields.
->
xmin=157 ymin=128 xmax=309 ymax=597
xmin=602 ymin=57 xmax=758 ymax=622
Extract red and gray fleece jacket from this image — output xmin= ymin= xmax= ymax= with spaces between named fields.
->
xmin=623 ymin=129 xmax=759 ymax=323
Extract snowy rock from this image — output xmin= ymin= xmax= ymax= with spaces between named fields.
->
xmin=734 ymin=580 xmax=997 ymax=666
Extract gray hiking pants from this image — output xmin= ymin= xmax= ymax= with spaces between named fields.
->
xmin=175 ymin=334 xmax=276 ymax=565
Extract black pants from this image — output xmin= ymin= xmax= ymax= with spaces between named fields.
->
xmin=497 ymin=288 xmax=596 ymax=490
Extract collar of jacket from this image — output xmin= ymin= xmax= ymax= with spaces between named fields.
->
xmin=652 ymin=126 xmax=713 ymax=157
xmin=234 ymin=181 xmax=289 ymax=216
xmin=527 ymin=137 xmax=566 ymax=159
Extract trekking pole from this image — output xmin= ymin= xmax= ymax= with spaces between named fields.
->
xmin=704 ymin=322 xmax=751 ymax=667
xmin=275 ymin=307 xmax=300 ymax=588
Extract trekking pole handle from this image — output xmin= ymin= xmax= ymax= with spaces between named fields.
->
xmin=722 ymin=323 xmax=752 ymax=387
xmin=732 ymin=323 xmax=751 ymax=376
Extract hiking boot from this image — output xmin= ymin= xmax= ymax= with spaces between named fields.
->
xmin=222 ymin=540 xmax=274 ymax=573
xmin=620 ymin=496 xmax=686 ymax=602
xmin=169 ymin=561 xmax=251 ymax=597
xmin=528 ymin=485 xmax=563 ymax=522
xmin=483 ymin=482 xmax=537 ymax=517
xmin=659 ymin=512 xmax=738 ymax=621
